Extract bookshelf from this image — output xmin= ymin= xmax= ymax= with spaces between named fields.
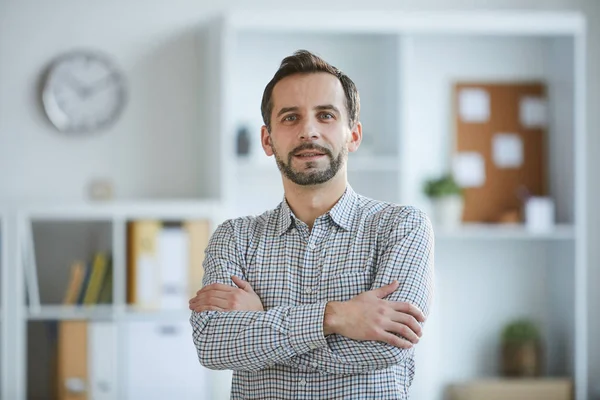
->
xmin=14 ymin=201 xmax=229 ymax=400
xmin=1 ymin=9 xmax=588 ymax=400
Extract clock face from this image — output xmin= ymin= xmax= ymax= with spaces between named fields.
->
xmin=42 ymin=51 xmax=127 ymax=133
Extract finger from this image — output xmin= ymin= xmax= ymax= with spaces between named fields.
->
xmin=193 ymin=305 xmax=225 ymax=313
xmin=197 ymin=284 xmax=237 ymax=295
xmin=371 ymin=281 xmax=399 ymax=299
xmin=197 ymin=290 xmax=239 ymax=303
xmin=193 ymin=294 xmax=236 ymax=310
xmin=231 ymin=276 xmax=254 ymax=293
xmin=379 ymin=331 xmax=413 ymax=349
xmin=390 ymin=312 xmax=423 ymax=337
xmin=202 ymin=297 xmax=231 ymax=310
xmin=385 ymin=321 xmax=420 ymax=344
xmin=389 ymin=301 xmax=426 ymax=323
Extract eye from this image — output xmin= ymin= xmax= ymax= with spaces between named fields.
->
xmin=319 ymin=112 xmax=334 ymax=120
xmin=283 ymin=114 xmax=297 ymax=122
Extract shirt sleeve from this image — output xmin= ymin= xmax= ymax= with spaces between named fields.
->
xmin=189 ymin=220 xmax=329 ymax=372
xmin=283 ymin=208 xmax=435 ymax=374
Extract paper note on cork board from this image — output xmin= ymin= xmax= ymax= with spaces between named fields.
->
xmin=492 ymin=133 xmax=524 ymax=169
xmin=453 ymin=82 xmax=547 ymax=223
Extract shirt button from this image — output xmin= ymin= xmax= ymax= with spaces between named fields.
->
xmin=299 ymin=378 xmax=307 ymax=386
xmin=308 ymin=243 xmax=316 ymax=250
xmin=311 ymin=362 xmax=318 ymax=368
xmin=305 ymin=287 xmax=312 ymax=294
xmin=309 ymin=343 xmax=318 ymax=350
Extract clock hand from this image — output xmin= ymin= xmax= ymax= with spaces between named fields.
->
xmin=62 ymin=74 xmax=87 ymax=97
xmin=84 ymin=73 xmax=117 ymax=97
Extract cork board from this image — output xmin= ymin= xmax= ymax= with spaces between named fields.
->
xmin=453 ymin=82 xmax=548 ymax=223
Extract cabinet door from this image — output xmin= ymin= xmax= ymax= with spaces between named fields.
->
xmin=123 ymin=320 xmax=209 ymax=400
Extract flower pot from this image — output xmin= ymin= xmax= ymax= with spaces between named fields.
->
xmin=501 ymin=341 xmax=542 ymax=377
xmin=431 ymin=195 xmax=464 ymax=228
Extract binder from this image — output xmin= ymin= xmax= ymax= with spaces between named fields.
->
xmin=183 ymin=220 xmax=211 ymax=298
xmin=127 ymin=220 xmax=161 ymax=309
xmin=56 ymin=321 xmax=88 ymax=400
xmin=157 ymin=225 xmax=189 ymax=310
xmin=87 ymin=322 xmax=117 ymax=400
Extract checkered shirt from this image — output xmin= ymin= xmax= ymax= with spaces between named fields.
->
xmin=190 ymin=185 xmax=435 ymax=399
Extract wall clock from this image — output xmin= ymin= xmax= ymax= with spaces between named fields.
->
xmin=42 ymin=50 xmax=127 ymax=134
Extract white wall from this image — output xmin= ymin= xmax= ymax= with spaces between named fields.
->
xmin=1 ymin=0 xmax=598 ymax=397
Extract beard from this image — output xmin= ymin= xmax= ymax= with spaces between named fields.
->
xmin=272 ymin=142 xmax=347 ymax=186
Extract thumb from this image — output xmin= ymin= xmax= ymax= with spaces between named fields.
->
xmin=231 ymin=275 xmax=254 ymax=292
xmin=372 ymin=281 xmax=399 ymax=299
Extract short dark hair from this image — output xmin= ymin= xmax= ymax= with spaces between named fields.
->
xmin=260 ymin=49 xmax=360 ymax=132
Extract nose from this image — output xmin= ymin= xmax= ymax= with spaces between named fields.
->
xmin=298 ymin=119 xmax=321 ymax=141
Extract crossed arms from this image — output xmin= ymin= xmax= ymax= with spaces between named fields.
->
xmin=189 ymin=210 xmax=434 ymax=374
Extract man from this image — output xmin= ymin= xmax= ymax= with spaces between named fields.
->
xmin=189 ymin=50 xmax=434 ymax=399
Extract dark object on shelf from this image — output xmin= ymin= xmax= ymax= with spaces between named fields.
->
xmin=236 ymin=125 xmax=251 ymax=156
xmin=500 ymin=319 xmax=543 ymax=377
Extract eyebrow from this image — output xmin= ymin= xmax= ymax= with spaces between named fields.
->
xmin=276 ymin=104 xmax=341 ymax=117
xmin=315 ymin=104 xmax=340 ymax=115
xmin=277 ymin=107 xmax=299 ymax=117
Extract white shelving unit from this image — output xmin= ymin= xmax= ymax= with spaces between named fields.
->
xmin=0 ymin=208 xmax=6 ymax=400
xmin=208 ymin=10 xmax=588 ymax=400
xmin=10 ymin=201 xmax=230 ymax=400
xmin=1 ymin=9 xmax=587 ymax=400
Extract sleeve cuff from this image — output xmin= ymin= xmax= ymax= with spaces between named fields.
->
xmin=287 ymin=301 xmax=328 ymax=354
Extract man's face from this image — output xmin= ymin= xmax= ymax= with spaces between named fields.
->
xmin=261 ymin=72 xmax=361 ymax=186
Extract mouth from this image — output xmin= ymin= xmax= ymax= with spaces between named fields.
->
xmin=294 ymin=151 xmax=327 ymax=161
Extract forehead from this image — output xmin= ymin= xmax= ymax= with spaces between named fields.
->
xmin=271 ymin=72 xmax=346 ymax=111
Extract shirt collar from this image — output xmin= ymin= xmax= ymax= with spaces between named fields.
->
xmin=327 ymin=185 xmax=358 ymax=231
xmin=276 ymin=185 xmax=358 ymax=236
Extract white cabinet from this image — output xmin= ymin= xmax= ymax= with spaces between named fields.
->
xmin=123 ymin=320 xmax=210 ymax=400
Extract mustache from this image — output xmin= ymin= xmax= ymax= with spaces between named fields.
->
xmin=290 ymin=143 xmax=332 ymax=157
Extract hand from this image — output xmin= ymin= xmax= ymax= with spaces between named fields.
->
xmin=188 ymin=276 xmax=264 ymax=312
xmin=323 ymin=281 xmax=426 ymax=349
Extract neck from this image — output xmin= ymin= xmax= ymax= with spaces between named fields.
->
xmin=282 ymin=171 xmax=347 ymax=230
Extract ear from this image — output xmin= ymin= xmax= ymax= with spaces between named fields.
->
xmin=347 ymin=121 xmax=362 ymax=153
xmin=261 ymin=125 xmax=274 ymax=156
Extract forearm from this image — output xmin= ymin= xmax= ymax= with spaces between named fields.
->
xmin=289 ymin=334 xmax=414 ymax=374
xmin=278 ymin=302 xmax=414 ymax=374
xmin=190 ymin=302 xmax=328 ymax=372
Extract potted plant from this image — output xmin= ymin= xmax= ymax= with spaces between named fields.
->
xmin=500 ymin=319 xmax=543 ymax=377
xmin=423 ymin=174 xmax=464 ymax=228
